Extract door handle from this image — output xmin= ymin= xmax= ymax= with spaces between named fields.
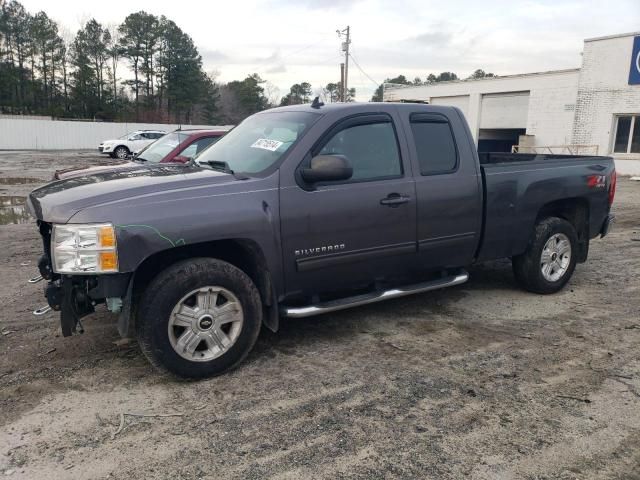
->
xmin=380 ymin=193 xmax=410 ymax=207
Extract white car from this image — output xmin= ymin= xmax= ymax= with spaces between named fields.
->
xmin=98 ymin=130 xmax=166 ymax=159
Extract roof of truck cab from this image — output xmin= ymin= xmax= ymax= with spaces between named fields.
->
xmin=264 ymin=102 xmax=440 ymax=114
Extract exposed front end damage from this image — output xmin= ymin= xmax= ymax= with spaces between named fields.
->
xmin=35 ymin=221 xmax=131 ymax=336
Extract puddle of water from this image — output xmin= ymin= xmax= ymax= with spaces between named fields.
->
xmin=0 ymin=196 xmax=26 ymax=207
xmin=0 ymin=196 xmax=32 ymax=225
xmin=0 ymin=177 xmax=42 ymax=185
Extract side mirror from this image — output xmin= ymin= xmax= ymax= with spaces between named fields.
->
xmin=301 ymin=155 xmax=352 ymax=184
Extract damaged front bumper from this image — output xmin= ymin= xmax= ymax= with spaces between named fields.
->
xmin=33 ymin=220 xmax=133 ymax=337
xmin=35 ymin=251 xmax=132 ymax=337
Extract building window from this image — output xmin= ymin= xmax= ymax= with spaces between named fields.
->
xmin=613 ymin=115 xmax=640 ymax=154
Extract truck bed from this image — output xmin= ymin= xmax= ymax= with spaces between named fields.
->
xmin=476 ymin=152 xmax=615 ymax=262
xmin=478 ymin=152 xmax=605 ymax=165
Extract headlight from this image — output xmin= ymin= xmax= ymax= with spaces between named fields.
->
xmin=52 ymin=223 xmax=118 ymax=274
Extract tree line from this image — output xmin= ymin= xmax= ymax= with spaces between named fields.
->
xmin=1 ymin=0 xmax=497 ymax=124
xmin=370 ymin=70 xmax=496 ymax=101
xmin=0 ymin=1 xmax=359 ymax=125
xmin=0 ymin=1 xmax=278 ymax=124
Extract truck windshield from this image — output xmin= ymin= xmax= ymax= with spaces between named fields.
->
xmin=137 ymin=132 xmax=190 ymax=163
xmin=195 ymin=111 xmax=318 ymax=174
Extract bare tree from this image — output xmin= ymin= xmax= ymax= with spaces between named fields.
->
xmin=263 ymin=81 xmax=280 ymax=107
xmin=106 ymin=22 xmax=121 ymax=112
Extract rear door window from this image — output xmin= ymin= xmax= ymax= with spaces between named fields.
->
xmin=410 ymin=116 xmax=458 ymax=175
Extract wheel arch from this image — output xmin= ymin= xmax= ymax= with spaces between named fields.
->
xmin=130 ymin=238 xmax=278 ymax=332
xmin=534 ymin=197 xmax=590 ymax=262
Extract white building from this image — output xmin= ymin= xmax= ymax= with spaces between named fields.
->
xmin=384 ymin=32 xmax=640 ymax=175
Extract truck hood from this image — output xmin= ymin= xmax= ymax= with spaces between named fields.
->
xmin=54 ymin=160 xmax=138 ymax=180
xmin=28 ymin=164 xmax=230 ymax=223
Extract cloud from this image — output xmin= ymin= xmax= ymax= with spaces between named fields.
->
xmin=269 ymin=0 xmax=363 ymax=9
xmin=266 ymin=64 xmax=287 ymax=74
xmin=409 ymin=31 xmax=452 ymax=46
xmin=251 ymin=49 xmax=281 ymax=64
xmin=200 ymin=49 xmax=229 ymax=64
xmin=26 ymin=0 xmax=640 ymax=103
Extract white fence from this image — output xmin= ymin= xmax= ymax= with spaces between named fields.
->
xmin=0 ymin=117 xmax=233 ymax=150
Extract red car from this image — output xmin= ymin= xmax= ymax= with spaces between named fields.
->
xmin=54 ymin=129 xmax=227 ymax=180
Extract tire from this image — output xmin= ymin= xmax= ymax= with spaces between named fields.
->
xmin=136 ymin=258 xmax=262 ymax=378
xmin=512 ymin=217 xmax=578 ymax=294
xmin=114 ymin=146 xmax=130 ymax=159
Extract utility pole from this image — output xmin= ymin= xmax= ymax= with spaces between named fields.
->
xmin=340 ymin=63 xmax=345 ymax=102
xmin=337 ymin=26 xmax=351 ymax=102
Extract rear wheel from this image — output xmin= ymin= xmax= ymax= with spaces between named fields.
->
xmin=136 ymin=258 xmax=262 ymax=378
xmin=512 ymin=217 xmax=578 ymax=294
xmin=114 ymin=146 xmax=129 ymax=159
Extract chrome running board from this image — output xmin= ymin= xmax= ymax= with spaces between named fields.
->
xmin=282 ymin=271 xmax=469 ymax=318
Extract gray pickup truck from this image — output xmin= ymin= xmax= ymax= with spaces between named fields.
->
xmin=28 ymin=102 xmax=616 ymax=378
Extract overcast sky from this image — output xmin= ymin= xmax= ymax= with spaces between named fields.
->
xmin=19 ymin=0 xmax=640 ymax=101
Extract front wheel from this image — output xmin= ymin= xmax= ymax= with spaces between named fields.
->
xmin=512 ymin=217 xmax=578 ymax=294
xmin=136 ymin=258 xmax=262 ymax=378
xmin=114 ymin=146 xmax=130 ymax=159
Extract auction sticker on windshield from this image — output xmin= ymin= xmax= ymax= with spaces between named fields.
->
xmin=251 ymin=138 xmax=283 ymax=152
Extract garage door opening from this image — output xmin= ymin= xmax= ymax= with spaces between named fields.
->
xmin=478 ymin=128 xmax=526 ymax=153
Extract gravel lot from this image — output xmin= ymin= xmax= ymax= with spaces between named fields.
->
xmin=0 ymin=151 xmax=639 ymax=479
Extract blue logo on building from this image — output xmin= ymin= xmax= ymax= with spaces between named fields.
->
xmin=630 ymin=36 xmax=640 ymax=85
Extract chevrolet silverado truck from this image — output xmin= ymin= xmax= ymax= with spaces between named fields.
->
xmin=27 ymin=102 xmax=616 ymax=378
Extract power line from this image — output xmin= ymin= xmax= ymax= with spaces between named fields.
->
xmin=277 ymin=34 xmax=334 ymax=64
xmin=348 ymin=53 xmax=381 ymax=88
xmin=250 ymin=33 xmax=335 ymax=76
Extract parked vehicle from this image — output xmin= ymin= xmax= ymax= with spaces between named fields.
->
xmin=134 ymin=129 xmax=226 ymax=163
xmin=55 ymin=130 xmax=226 ymax=180
xmin=98 ymin=130 xmax=166 ymax=159
xmin=28 ymin=102 xmax=616 ymax=378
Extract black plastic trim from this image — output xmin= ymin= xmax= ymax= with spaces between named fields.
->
xmin=419 ymin=232 xmax=476 ymax=250
xmin=296 ymin=241 xmax=416 ymax=272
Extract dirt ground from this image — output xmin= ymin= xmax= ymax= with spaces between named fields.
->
xmin=0 ymin=150 xmax=639 ymax=480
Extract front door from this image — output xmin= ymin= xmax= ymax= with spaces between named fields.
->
xmin=279 ymin=113 xmax=417 ymax=297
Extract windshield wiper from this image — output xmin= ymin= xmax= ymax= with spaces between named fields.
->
xmin=206 ymin=160 xmax=250 ymax=180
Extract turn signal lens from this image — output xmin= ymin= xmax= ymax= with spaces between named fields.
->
xmin=99 ymin=226 xmax=116 ymax=248
xmin=99 ymin=252 xmax=118 ymax=272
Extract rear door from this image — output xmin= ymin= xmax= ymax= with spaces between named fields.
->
xmin=138 ymin=132 xmax=162 ymax=150
xmin=279 ymin=112 xmax=417 ymax=295
xmin=401 ymin=109 xmax=483 ymax=269
xmin=129 ymin=133 xmax=149 ymax=152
